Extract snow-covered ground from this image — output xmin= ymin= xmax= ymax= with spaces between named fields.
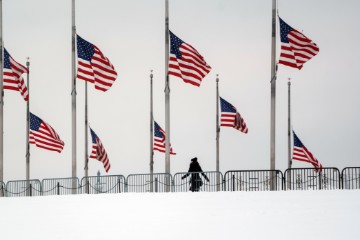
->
xmin=0 ymin=190 xmax=359 ymax=240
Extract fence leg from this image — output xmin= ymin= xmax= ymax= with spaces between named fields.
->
xmin=155 ymin=177 xmax=158 ymax=193
xmin=29 ymin=183 xmax=32 ymax=197
xmin=57 ymin=182 xmax=60 ymax=195
xmin=232 ymin=174 xmax=235 ymax=191
xmin=118 ymin=179 xmax=121 ymax=193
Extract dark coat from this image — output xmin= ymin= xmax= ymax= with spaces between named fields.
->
xmin=182 ymin=160 xmax=209 ymax=192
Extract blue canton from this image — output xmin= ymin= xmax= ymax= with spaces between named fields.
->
xmin=3 ymin=48 xmax=11 ymax=69
xmin=90 ymin=128 xmax=98 ymax=144
xmin=220 ymin=97 xmax=236 ymax=113
xmin=279 ymin=18 xmax=293 ymax=43
xmin=293 ymin=131 xmax=304 ymax=148
xmin=169 ymin=31 xmax=184 ymax=59
xmin=154 ymin=121 xmax=164 ymax=138
xmin=77 ymin=35 xmax=95 ymax=61
xmin=30 ymin=113 xmax=42 ymax=131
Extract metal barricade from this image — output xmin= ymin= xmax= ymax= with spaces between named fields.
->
xmin=126 ymin=173 xmax=172 ymax=193
xmin=81 ymin=175 xmax=126 ymax=194
xmin=173 ymin=171 xmax=223 ymax=192
xmin=341 ymin=167 xmax=360 ymax=189
xmin=42 ymin=177 xmax=81 ymax=196
xmin=5 ymin=179 xmax=42 ymax=197
xmin=284 ymin=168 xmax=341 ymax=190
xmin=223 ymin=170 xmax=283 ymax=191
xmin=0 ymin=181 xmax=5 ymax=197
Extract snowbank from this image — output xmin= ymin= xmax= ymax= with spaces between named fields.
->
xmin=0 ymin=190 xmax=359 ymax=240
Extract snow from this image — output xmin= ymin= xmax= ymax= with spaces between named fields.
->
xmin=1 ymin=190 xmax=359 ymax=240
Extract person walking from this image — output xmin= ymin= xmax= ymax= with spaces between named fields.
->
xmin=181 ymin=157 xmax=209 ymax=192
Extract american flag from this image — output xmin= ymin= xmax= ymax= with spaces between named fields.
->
xmin=29 ymin=113 xmax=64 ymax=153
xmin=3 ymin=48 xmax=29 ymax=101
xmin=89 ymin=128 xmax=111 ymax=173
xmin=168 ymin=31 xmax=211 ymax=87
xmin=292 ymin=131 xmax=322 ymax=172
xmin=153 ymin=121 xmax=176 ymax=155
xmin=220 ymin=97 xmax=248 ymax=134
xmin=279 ymin=18 xmax=319 ymax=70
xmin=76 ymin=35 xmax=117 ymax=92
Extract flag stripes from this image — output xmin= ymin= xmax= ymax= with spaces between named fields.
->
xmin=168 ymin=31 xmax=211 ymax=87
xmin=220 ymin=97 xmax=248 ymax=134
xmin=77 ymin=35 xmax=117 ymax=92
xmin=3 ymin=48 xmax=29 ymax=101
xmin=89 ymin=128 xmax=111 ymax=172
xmin=292 ymin=131 xmax=322 ymax=172
xmin=153 ymin=121 xmax=176 ymax=155
xmin=279 ymin=18 xmax=319 ymax=70
xmin=29 ymin=113 xmax=64 ymax=153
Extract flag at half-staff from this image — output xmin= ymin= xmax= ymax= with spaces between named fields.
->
xmin=279 ymin=17 xmax=319 ymax=70
xmin=89 ymin=127 xmax=111 ymax=173
xmin=153 ymin=121 xmax=176 ymax=155
xmin=220 ymin=97 xmax=248 ymax=134
xmin=168 ymin=31 xmax=211 ymax=87
xmin=3 ymin=48 xmax=29 ymax=101
xmin=29 ymin=113 xmax=64 ymax=153
xmin=292 ymin=131 xmax=322 ymax=172
xmin=76 ymin=35 xmax=117 ymax=91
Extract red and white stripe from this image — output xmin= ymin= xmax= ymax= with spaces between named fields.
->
xmin=221 ymin=112 xmax=248 ymax=134
xmin=153 ymin=130 xmax=176 ymax=155
xmin=293 ymin=145 xmax=322 ymax=172
xmin=90 ymin=137 xmax=111 ymax=173
xmin=4 ymin=57 xmax=29 ymax=101
xmin=169 ymin=42 xmax=211 ymax=87
xmin=279 ymin=30 xmax=319 ymax=70
xmin=30 ymin=122 xmax=64 ymax=153
xmin=77 ymin=46 xmax=117 ymax=92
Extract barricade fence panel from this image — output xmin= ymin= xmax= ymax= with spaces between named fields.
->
xmin=126 ymin=173 xmax=172 ymax=193
xmin=5 ymin=180 xmax=42 ymax=197
xmin=341 ymin=167 xmax=360 ymax=189
xmin=284 ymin=168 xmax=341 ymax=190
xmin=1 ymin=167 xmax=359 ymax=197
xmin=81 ymin=175 xmax=126 ymax=194
xmin=223 ymin=170 xmax=283 ymax=191
xmin=173 ymin=171 xmax=223 ymax=192
xmin=42 ymin=177 xmax=81 ymax=196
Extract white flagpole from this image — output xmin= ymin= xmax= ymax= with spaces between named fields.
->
xmin=150 ymin=70 xmax=154 ymax=192
xmin=216 ymin=75 xmax=220 ymax=191
xmin=164 ymin=0 xmax=170 ymax=191
xmin=288 ymin=78 xmax=292 ymax=170
xmin=84 ymin=81 xmax=89 ymax=193
xmin=26 ymin=58 xmax=30 ymax=182
xmin=71 ymin=0 xmax=77 ymax=193
xmin=287 ymin=78 xmax=292 ymax=190
xmin=0 ymin=0 xmax=4 ymax=183
xmin=270 ymin=0 xmax=277 ymax=190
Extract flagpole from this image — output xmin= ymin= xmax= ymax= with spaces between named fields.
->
xmin=164 ymin=0 xmax=170 ymax=191
xmin=150 ymin=70 xmax=154 ymax=192
xmin=287 ymin=78 xmax=291 ymax=169
xmin=216 ymin=74 xmax=220 ymax=191
xmin=270 ymin=0 xmax=277 ymax=190
xmin=0 ymin=0 xmax=3 ymax=183
xmin=26 ymin=58 xmax=30 ymax=182
xmin=287 ymin=78 xmax=292 ymax=190
xmin=84 ymin=81 xmax=89 ymax=193
xmin=71 ymin=0 xmax=77 ymax=194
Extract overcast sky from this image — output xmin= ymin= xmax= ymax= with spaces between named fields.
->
xmin=2 ymin=0 xmax=360 ymax=181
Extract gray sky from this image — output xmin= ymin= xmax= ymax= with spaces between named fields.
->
xmin=2 ymin=0 xmax=360 ymax=181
